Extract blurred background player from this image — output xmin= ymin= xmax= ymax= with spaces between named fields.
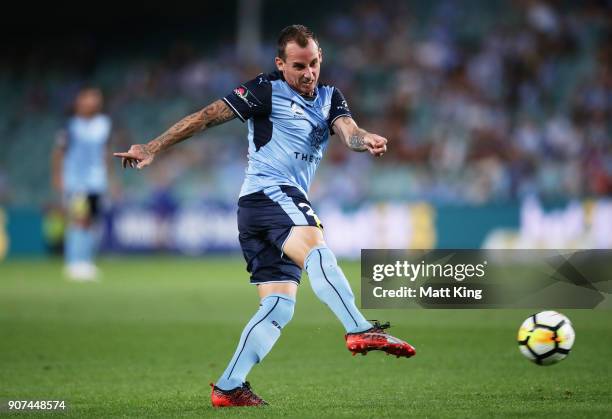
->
xmin=52 ymin=87 xmax=113 ymax=281
xmin=114 ymin=25 xmax=415 ymax=407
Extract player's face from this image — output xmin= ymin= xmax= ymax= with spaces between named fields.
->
xmin=275 ymin=39 xmax=322 ymax=97
xmin=75 ymin=89 xmax=103 ymax=117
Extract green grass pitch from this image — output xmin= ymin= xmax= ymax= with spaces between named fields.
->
xmin=0 ymin=257 xmax=610 ymax=418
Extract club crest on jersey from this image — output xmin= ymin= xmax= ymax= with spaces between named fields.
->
xmin=234 ymin=86 xmax=246 ymax=98
xmin=309 ymin=123 xmax=327 ymax=152
xmin=233 ymin=86 xmax=261 ymax=109
xmin=290 ymin=101 xmax=305 ymax=116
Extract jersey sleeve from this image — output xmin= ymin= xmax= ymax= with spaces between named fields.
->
xmin=223 ymin=74 xmax=272 ymax=122
xmin=327 ymin=87 xmax=352 ymax=130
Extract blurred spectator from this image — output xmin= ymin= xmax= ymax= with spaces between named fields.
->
xmin=1 ymin=0 xmax=610 ymax=207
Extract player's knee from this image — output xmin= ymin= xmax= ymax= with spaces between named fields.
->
xmin=282 ymin=226 xmax=325 ymax=268
xmin=305 ymin=228 xmax=325 ymax=250
xmin=81 ymin=218 xmax=93 ymax=228
xmin=292 ymin=226 xmax=325 ymax=251
xmin=69 ymin=213 xmax=92 ymax=228
xmin=262 ymin=294 xmax=295 ymax=329
xmin=305 ymin=234 xmax=325 ymax=251
xmin=274 ymin=297 xmax=295 ymax=328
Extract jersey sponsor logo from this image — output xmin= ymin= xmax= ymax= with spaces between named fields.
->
xmin=290 ymin=101 xmax=305 ymax=116
xmin=233 ymin=86 xmax=262 ymax=109
xmin=293 ymin=151 xmax=322 ymax=165
xmin=309 ymin=123 xmax=327 ymax=152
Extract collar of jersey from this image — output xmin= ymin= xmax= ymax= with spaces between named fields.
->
xmin=285 ymin=83 xmax=319 ymax=107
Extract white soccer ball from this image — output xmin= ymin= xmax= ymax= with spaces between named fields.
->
xmin=517 ymin=311 xmax=575 ymax=366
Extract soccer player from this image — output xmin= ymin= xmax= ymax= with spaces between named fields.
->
xmin=114 ymin=25 xmax=416 ymax=407
xmin=52 ymin=87 xmax=113 ymax=281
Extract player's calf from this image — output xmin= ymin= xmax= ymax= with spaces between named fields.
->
xmin=304 ymin=245 xmax=372 ymax=333
xmin=215 ymin=294 xmax=295 ymax=391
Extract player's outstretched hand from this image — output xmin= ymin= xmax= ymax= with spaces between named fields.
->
xmin=364 ymin=133 xmax=388 ymax=157
xmin=113 ymin=144 xmax=155 ymax=169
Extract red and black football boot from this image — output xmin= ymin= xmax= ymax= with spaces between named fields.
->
xmin=210 ymin=381 xmax=268 ymax=407
xmin=345 ymin=321 xmax=416 ymax=358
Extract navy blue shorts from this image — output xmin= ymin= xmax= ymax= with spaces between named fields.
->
xmin=238 ymin=185 xmax=323 ymax=285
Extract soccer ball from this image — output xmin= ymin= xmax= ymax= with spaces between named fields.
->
xmin=517 ymin=311 xmax=575 ymax=366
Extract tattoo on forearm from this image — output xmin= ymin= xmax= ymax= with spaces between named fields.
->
xmin=348 ymin=128 xmax=368 ymax=151
xmin=147 ymin=100 xmax=235 ymax=154
xmin=203 ymin=100 xmax=236 ymax=128
xmin=338 ymin=117 xmax=367 ymax=152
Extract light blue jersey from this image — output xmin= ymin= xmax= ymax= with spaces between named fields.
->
xmin=224 ymin=71 xmax=352 ymax=198
xmin=60 ymin=114 xmax=112 ymax=194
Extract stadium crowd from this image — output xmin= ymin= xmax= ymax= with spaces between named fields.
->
xmin=1 ymin=0 xmax=610 ymax=207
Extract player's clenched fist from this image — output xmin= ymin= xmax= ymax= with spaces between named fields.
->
xmin=113 ymin=144 xmax=155 ymax=170
xmin=365 ymin=134 xmax=388 ymax=157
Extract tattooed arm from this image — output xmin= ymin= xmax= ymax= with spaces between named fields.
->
xmin=113 ymin=100 xmax=236 ymax=169
xmin=332 ymin=116 xmax=388 ymax=156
